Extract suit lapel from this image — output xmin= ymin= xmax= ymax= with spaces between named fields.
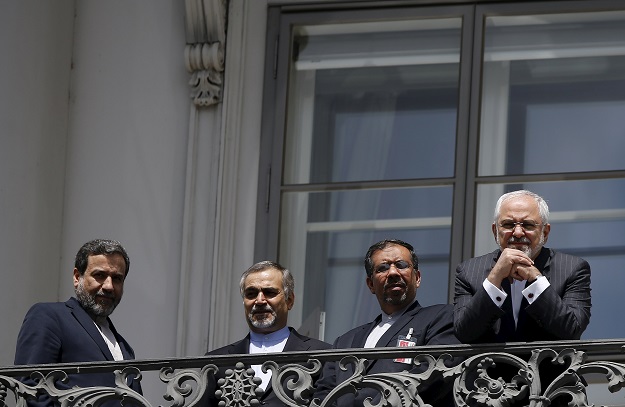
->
xmin=108 ymin=320 xmax=134 ymax=360
xmin=533 ymin=248 xmax=551 ymax=278
xmin=353 ymin=319 xmax=379 ymax=348
xmin=66 ymin=298 xmax=115 ymax=361
xmin=364 ymin=301 xmax=421 ymax=372
xmin=228 ymin=336 xmax=251 ymax=354
xmin=283 ymin=329 xmax=309 ymax=351
xmin=376 ymin=305 xmax=420 ymax=348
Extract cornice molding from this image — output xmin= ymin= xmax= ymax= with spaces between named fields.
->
xmin=184 ymin=0 xmax=228 ymax=107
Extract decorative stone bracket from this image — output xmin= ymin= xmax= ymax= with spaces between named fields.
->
xmin=184 ymin=0 xmax=228 ymax=107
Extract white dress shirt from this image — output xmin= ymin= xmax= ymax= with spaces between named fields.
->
xmin=364 ymin=298 xmax=417 ymax=348
xmin=95 ymin=320 xmax=124 ymax=361
xmin=483 ymin=275 xmax=550 ymax=326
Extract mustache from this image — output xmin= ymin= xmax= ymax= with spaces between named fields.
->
xmin=384 ymin=279 xmax=407 ymax=290
xmin=507 ymin=237 xmax=531 ymax=245
xmin=96 ymin=291 xmax=116 ymax=299
xmin=251 ymin=304 xmax=274 ymax=314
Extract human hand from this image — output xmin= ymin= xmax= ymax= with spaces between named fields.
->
xmin=487 ymin=248 xmax=534 ymax=288
xmin=510 ymin=263 xmax=542 ymax=282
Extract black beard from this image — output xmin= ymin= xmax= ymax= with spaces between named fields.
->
xmin=384 ymin=291 xmax=408 ymax=305
xmin=383 ymin=278 xmax=408 ymax=305
xmin=75 ymin=279 xmax=118 ymax=318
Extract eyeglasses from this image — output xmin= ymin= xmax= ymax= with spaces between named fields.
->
xmin=374 ymin=260 xmax=412 ymax=274
xmin=499 ymin=220 xmax=541 ymax=231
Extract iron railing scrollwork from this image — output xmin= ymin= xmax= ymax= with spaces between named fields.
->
xmin=0 ymin=367 xmax=150 ymax=407
xmin=1 ymin=340 xmax=625 ymax=407
xmin=160 ymin=364 xmax=218 ymax=407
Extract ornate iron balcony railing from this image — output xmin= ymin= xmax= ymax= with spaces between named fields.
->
xmin=2 ymin=339 xmax=624 ymax=407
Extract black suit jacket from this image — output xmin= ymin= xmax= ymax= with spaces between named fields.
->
xmin=14 ymin=297 xmax=142 ymax=406
xmin=314 ymin=301 xmax=459 ymax=407
xmin=205 ymin=327 xmax=331 ymax=407
xmin=454 ymin=247 xmax=592 ymax=343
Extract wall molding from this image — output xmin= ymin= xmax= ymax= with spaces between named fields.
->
xmin=184 ymin=0 xmax=228 ymax=107
xmin=209 ymin=0 xmax=269 ymax=349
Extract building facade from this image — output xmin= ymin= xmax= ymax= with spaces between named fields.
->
xmin=2 ymin=0 xmax=624 ymax=401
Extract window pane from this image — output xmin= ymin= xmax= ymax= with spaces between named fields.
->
xmin=280 ymin=186 xmax=452 ymax=342
xmin=475 ymin=180 xmax=625 ymax=339
xmin=479 ymin=11 xmax=625 ymax=176
xmin=284 ymin=18 xmax=462 ymax=184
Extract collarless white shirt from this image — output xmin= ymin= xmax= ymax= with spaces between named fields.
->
xmin=94 ymin=319 xmax=124 ymax=361
xmin=249 ymin=326 xmax=290 ymax=390
xmin=364 ymin=298 xmax=417 ymax=348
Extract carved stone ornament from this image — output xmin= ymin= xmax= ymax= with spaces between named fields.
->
xmin=184 ymin=0 xmax=227 ymax=107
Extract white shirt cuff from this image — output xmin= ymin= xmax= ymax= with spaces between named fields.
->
xmin=483 ymin=278 xmax=507 ymax=307
xmin=522 ymin=275 xmax=549 ymax=304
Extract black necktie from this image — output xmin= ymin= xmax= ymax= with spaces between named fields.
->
xmin=499 ymin=279 xmax=517 ymax=341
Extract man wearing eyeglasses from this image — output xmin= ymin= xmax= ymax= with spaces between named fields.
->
xmin=314 ymin=239 xmax=459 ymax=407
xmin=454 ymin=189 xmax=592 ymax=343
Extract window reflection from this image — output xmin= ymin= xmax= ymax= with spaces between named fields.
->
xmin=280 ymin=187 xmax=452 ymax=342
xmin=271 ymin=4 xmax=625 ymax=347
xmin=280 ymin=16 xmax=463 ymax=341
xmin=284 ymin=19 xmax=462 ymax=184
xmin=479 ymin=11 xmax=625 ymax=176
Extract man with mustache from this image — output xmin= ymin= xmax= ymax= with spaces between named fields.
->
xmin=454 ymin=190 xmax=592 ymax=343
xmin=14 ymin=239 xmax=141 ymax=406
xmin=205 ymin=261 xmax=331 ymax=407
xmin=314 ymin=239 xmax=459 ymax=407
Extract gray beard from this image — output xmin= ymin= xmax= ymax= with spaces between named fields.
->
xmin=248 ymin=306 xmax=277 ymax=329
xmin=75 ymin=279 xmax=118 ymax=318
xmin=498 ymin=233 xmax=545 ymax=259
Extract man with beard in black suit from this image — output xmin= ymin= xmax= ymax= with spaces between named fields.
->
xmin=205 ymin=261 xmax=331 ymax=407
xmin=314 ymin=239 xmax=459 ymax=407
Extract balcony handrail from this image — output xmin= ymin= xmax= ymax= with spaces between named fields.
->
xmin=2 ymin=338 xmax=624 ymax=375
xmin=2 ymin=339 xmax=625 ymax=407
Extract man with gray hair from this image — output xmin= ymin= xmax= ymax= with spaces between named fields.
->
xmin=454 ymin=189 xmax=592 ymax=343
xmin=205 ymin=261 xmax=331 ymax=407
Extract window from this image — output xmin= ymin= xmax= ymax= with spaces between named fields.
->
xmin=474 ymin=6 xmax=625 ymax=340
xmin=258 ymin=1 xmax=625 ymax=343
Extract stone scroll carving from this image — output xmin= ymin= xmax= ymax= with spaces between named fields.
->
xmin=184 ymin=0 xmax=227 ymax=107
